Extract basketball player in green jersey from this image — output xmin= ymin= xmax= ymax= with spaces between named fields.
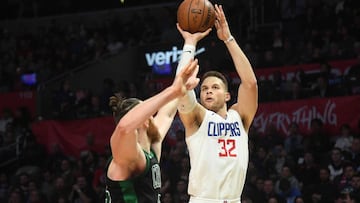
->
xmin=104 ymin=57 xmax=206 ymax=203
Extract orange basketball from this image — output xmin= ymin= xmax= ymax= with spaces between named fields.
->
xmin=177 ymin=0 xmax=216 ymax=34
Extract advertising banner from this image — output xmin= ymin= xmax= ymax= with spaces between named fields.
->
xmin=31 ymin=116 xmax=115 ymax=157
xmin=0 ymin=91 xmax=36 ymax=117
xmin=253 ymin=95 xmax=360 ymax=136
xmin=31 ymin=96 xmax=360 ymax=156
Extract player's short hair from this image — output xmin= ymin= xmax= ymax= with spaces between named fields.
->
xmin=201 ymin=71 xmax=229 ymax=91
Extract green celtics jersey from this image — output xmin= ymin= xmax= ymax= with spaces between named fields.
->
xmin=105 ymin=150 xmax=161 ymax=203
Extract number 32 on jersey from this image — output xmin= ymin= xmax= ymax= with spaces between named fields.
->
xmin=218 ymin=139 xmax=237 ymax=157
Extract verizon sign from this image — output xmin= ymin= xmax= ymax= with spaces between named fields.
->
xmin=145 ymin=46 xmax=206 ymax=67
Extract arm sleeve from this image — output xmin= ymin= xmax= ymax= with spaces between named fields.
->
xmin=176 ymin=44 xmax=197 ymax=113
xmin=176 ymin=44 xmax=196 ymax=74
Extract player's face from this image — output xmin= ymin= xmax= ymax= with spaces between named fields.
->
xmin=200 ymin=76 xmax=229 ymax=112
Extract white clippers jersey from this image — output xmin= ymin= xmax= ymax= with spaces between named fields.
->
xmin=186 ymin=109 xmax=249 ymax=199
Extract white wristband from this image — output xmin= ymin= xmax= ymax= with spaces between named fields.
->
xmin=224 ymin=36 xmax=234 ymax=44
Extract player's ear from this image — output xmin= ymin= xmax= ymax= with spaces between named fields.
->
xmin=225 ymin=92 xmax=231 ymax=102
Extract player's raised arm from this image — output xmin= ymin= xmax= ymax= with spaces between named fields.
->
xmin=175 ymin=23 xmax=210 ymax=137
xmin=214 ymin=4 xmax=258 ymax=132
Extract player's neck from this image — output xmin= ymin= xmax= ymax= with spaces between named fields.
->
xmin=216 ymin=108 xmax=228 ymax=119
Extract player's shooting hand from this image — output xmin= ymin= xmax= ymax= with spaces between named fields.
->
xmin=214 ymin=4 xmax=231 ymax=42
xmin=176 ymin=23 xmax=211 ymax=45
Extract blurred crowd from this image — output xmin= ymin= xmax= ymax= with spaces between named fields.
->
xmin=0 ymin=0 xmax=360 ymax=202
xmin=0 ymin=0 xmax=359 ymax=91
xmin=1 ymin=0 xmax=175 ymax=20
xmin=0 ymin=106 xmax=359 ymax=203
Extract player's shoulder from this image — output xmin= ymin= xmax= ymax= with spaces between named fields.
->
xmin=227 ymin=108 xmax=238 ymax=114
xmin=227 ymin=108 xmax=242 ymax=119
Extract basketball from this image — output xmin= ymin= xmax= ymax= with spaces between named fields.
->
xmin=177 ymin=0 xmax=216 ymax=34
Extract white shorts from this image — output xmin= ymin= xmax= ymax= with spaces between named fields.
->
xmin=189 ymin=196 xmax=241 ymax=203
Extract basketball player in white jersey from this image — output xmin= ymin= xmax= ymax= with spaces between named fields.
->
xmin=175 ymin=4 xmax=258 ymax=203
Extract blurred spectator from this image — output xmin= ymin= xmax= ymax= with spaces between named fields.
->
xmin=52 ymin=80 xmax=76 ymax=119
xmin=251 ymin=146 xmax=277 ymax=179
xmin=260 ymin=50 xmax=282 ymax=68
xmin=68 ymin=175 xmax=98 ymax=203
xmin=337 ymin=26 xmax=356 ymax=58
xmin=295 ymin=151 xmax=320 ymax=188
xmin=275 ymin=178 xmax=302 ymax=203
xmin=303 ymin=167 xmax=337 ymax=203
xmin=272 ymin=144 xmax=296 ymax=176
xmin=280 ymin=38 xmax=298 ymax=65
xmin=27 ymin=187 xmax=48 ymax=203
xmin=80 ymin=133 xmax=97 ymax=154
xmin=334 ymin=191 xmax=358 ymax=203
xmin=0 ymin=108 xmax=13 ymax=133
xmin=293 ymin=68 xmax=308 ymax=88
xmin=1 ymin=122 xmax=16 ymax=150
xmin=334 ymin=123 xmax=354 ymax=152
xmin=45 ymin=143 xmax=68 ymax=173
xmin=50 ymin=176 xmax=71 ymax=203
xmin=310 ymin=74 xmax=333 ymax=98
xmin=294 ymin=196 xmax=305 ymax=203
xmin=16 ymin=172 xmax=30 ymax=199
xmin=272 ymin=28 xmax=284 ymax=49
xmin=87 ymin=95 xmax=105 ymax=117
xmin=342 ymin=136 xmax=360 ymax=172
xmin=91 ymin=154 xmax=107 ymax=201
xmin=261 ymin=178 xmax=286 ymax=203
xmin=39 ymin=169 xmax=54 ymax=203
xmin=56 ymin=159 xmax=74 ymax=188
xmin=303 ymin=118 xmax=332 ymax=162
xmin=319 ymin=63 xmax=336 ymax=80
xmin=259 ymin=123 xmax=284 ymax=149
xmin=74 ymin=88 xmax=91 ymax=119
xmin=327 ymin=147 xmax=346 ymax=181
xmin=275 ymin=166 xmax=301 ymax=194
xmin=345 ymin=58 xmax=360 ymax=95
xmin=269 ymin=70 xmax=287 ymax=101
xmin=243 ymin=42 xmax=259 ymax=68
xmin=243 ymin=175 xmax=265 ymax=203
xmin=285 ymin=80 xmax=306 ymax=100
xmin=78 ymin=150 xmax=97 ymax=185
xmin=333 ymin=163 xmax=356 ymax=192
xmin=7 ymin=188 xmax=25 ymax=203
xmin=267 ymin=196 xmax=281 ymax=203
xmin=284 ymin=122 xmax=304 ymax=159
xmin=349 ymin=173 xmax=360 ymax=201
